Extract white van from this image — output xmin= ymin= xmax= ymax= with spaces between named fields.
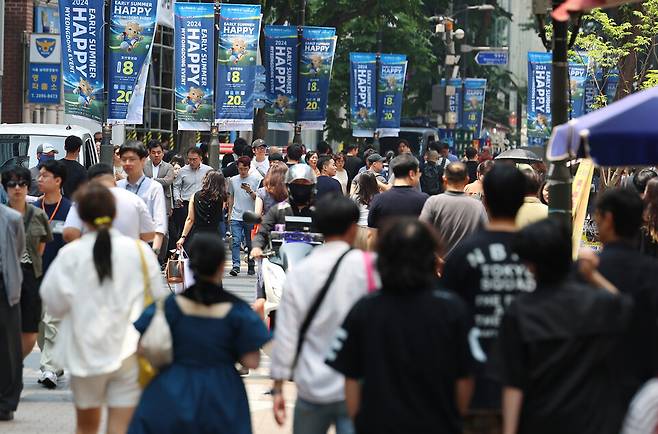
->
xmin=0 ymin=123 xmax=99 ymax=170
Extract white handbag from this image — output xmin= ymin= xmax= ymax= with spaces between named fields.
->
xmin=139 ymin=298 xmax=173 ymax=369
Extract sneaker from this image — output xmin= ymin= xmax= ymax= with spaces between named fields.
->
xmin=38 ymin=370 xmax=58 ymax=389
xmin=229 ymin=267 xmax=239 ymax=277
xmin=247 ymin=267 xmax=255 ymax=276
xmin=238 ymin=366 xmax=249 ymax=377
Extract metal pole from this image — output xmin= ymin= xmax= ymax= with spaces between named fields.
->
xmin=547 ymin=0 xmax=571 ymax=226
xmin=292 ymin=0 xmax=306 ymax=145
xmin=443 ymin=2 xmax=456 ymax=130
xmin=208 ymin=0 xmax=221 ymax=169
xmin=100 ymin=0 xmax=113 ymax=166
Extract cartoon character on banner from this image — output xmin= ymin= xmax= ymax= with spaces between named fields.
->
xmin=181 ymin=87 xmax=205 ymax=113
xmin=228 ymin=38 xmax=246 ymax=64
xmin=386 ymin=75 xmax=397 ymax=91
xmin=272 ymin=95 xmax=289 ymax=115
xmin=357 ymin=107 xmax=369 ymax=122
xmin=119 ymin=22 xmax=144 ymax=52
xmin=73 ymin=79 xmax=96 ymax=108
xmin=309 ymin=54 xmax=323 ymax=76
xmin=534 ymin=114 xmax=550 ymax=135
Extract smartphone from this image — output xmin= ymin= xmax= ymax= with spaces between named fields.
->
xmin=241 ymin=182 xmax=250 ymax=189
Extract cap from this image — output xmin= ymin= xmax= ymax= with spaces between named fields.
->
xmin=252 ymin=139 xmax=267 ymax=149
xmin=367 ymin=153 xmax=386 ymax=164
xmin=40 ymin=143 xmax=58 ymax=154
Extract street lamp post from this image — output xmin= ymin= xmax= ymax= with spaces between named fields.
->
xmin=292 ymin=0 xmax=306 ymax=145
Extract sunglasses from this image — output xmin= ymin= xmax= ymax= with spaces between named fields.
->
xmin=6 ymin=180 xmax=28 ymax=189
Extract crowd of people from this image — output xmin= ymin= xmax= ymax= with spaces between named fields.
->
xmin=1 ymin=133 xmax=658 ymax=434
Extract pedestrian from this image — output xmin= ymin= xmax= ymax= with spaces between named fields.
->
xmin=222 ymin=138 xmax=248 ymax=178
xmin=356 ymin=149 xmax=377 ymax=176
xmin=60 ymin=135 xmax=88 ymax=199
xmin=367 ymin=154 xmax=428 ymax=247
xmin=0 ymin=202 xmax=25 ymax=422
xmin=128 ymin=234 xmax=270 ymax=434
xmin=465 ymin=147 xmax=479 ymax=183
xmin=592 ymin=187 xmax=658 ymax=407
xmin=351 ymin=172 xmax=379 ymax=250
xmin=317 ymin=141 xmax=333 ymax=156
xmin=250 ymin=139 xmax=271 ymax=178
xmin=2 ymin=167 xmax=53 ymax=359
xmin=621 ymin=378 xmax=658 ymax=434
xmin=63 ymin=163 xmax=155 ymax=243
xmin=29 ymin=143 xmax=58 ymax=196
xmin=396 ymin=139 xmax=411 ymax=155
xmin=34 ymin=160 xmax=72 ymax=389
xmin=117 ymin=141 xmax=168 ymax=259
xmin=94 ymin=132 xmax=102 ymax=156
xmin=316 ymin=155 xmax=343 ymax=199
xmin=326 ymin=218 xmax=474 ymax=434
xmin=144 ymin=140 xmax=175 ymax=220
xmin=270 ymin=195 xmax=376 ymax=434
xmin=420 ymin=162 xmax=488 ymax=257
xmin=332 ymin=153 xmax=349 ymax=195
xmin=40 ymin=183 xmax=164 ymax=434
xmin=113 ymin=145 xmax=127 ymax=181
xmin=539 ymin=180 xmax=549 ymax=205
xmin=343 ymin=144 xmax=364 ymax=192
xmin=515 ymin=169 xmax=548 ymax=228
xmin=286 ymin=143 xmax=304 ymax=167
xmin=640 ymin=178 xmax=658 ymax=257
xmin=176 ymin=171 xmax=228 ymax=250
xmin=439 ymin=142 xmax=459 ymax=163
xmin=228 ymin=156 xmax=262 ymax=277
xmin=172 ymin=147 xmax=212 ymax=241
xmin=464 ymin=160 xmax=494 ymax=200
xmin=306 ymin=151 xmax=320 ymax=177
xmin=478 ymin=146 xmax=493 ymax=163
xmin=441 ymin=164 xmax=535 ymax=433
xmin=496 ymin=218 xmax=631 ymax=434
xmin=351 ymin=153 xmax=388 ymax=194
xmin=419 ymin=149 xmax=445 ymax=196
xmin=632 ymin=168 xmax=658 ymax=197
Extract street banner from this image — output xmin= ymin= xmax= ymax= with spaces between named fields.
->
xmin=440 ymin=78 xmax=464 ymax=129
xmin=376 ymin=54 xmax=407 ymax=137
xmin=107 ymin=0 xmax=158 ymax=124
xmin=174 ymin=3 xmax=215 ymax=131
xmin=350 ymin=53 xmax=377 ymax=137
xmin=215 ymin=3 xmax=261 ymax=131
xmin=571 ymin=158 xmax=595 ymax=259
xmin=298 ymin=26 xmax=337 ymax=130
xmin=59 ymin=0 xmax=104 ymax=122
xmin=527 ymin=52 xmax=553 ymax=146
xmin=584 ymin=68 xmax=602 ymax=114
xmin=462 ymin=78 xmax=487 ymax=138
xmin=569 ymin=59 xmax=588 ymax=119
xmin=605 ymin=70 xmax=619 ymax=104
xmin=263 ymin=25 xmax=298 ymax=131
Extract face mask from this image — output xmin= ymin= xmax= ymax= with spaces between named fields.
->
xmin=288 ymin=184 xmax=314 ymax=205
xmin=39 ymin=154 xmax=54 ymax=164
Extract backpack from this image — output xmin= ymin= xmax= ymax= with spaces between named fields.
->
xmin=421 ymin=159 xmax=446 ymax=195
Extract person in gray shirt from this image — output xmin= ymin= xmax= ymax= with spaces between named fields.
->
xmin=420 ymin=162 xmax=488 ymax=258
xmin=172 ymin=147 xmax=212 ymax=241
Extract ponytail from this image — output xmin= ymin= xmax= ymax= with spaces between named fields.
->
xmin=93 ymin=226 xmax=113 ymax=282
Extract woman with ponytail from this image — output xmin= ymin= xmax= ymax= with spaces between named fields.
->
xmin=40 ymin=183 xmax=163 ymax=434
xmin=128 ymin=234 xmax=270 ymax=434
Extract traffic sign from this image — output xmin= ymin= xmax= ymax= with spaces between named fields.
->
xmin=474 ymin=50 xmax=508 ymax=66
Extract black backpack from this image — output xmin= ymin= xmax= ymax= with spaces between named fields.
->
xmin=420 ymin=159 xmax=446 ymax=195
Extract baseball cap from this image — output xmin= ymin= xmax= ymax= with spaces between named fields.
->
xmin=366 ymin=153 xmax=386 ymax=164
xmin=252 ymin=139 xmax=267 ymax=149
xmin=39 ymin=143 xmax=58 ymax=154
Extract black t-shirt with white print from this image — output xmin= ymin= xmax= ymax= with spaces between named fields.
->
xmin=441 ymin=230 xmax=535 ymax=411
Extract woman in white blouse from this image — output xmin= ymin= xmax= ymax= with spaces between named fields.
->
xmin=40 ymin=184 xmax=163 ymax=434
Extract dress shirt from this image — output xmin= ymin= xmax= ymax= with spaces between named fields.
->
xmin=173 ymin=164 xmax=212 ymax=202
xmin=118 ymin=175 xmax=167 ymax=235
xmin=152 ymin=163 xmax=160 ymax=179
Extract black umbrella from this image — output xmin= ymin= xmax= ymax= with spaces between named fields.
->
xmin=494 ymin=148 xmax=543 ymax=164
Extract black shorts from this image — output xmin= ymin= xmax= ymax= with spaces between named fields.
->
xmin=20 ymin=264 xmax=42 ymax=333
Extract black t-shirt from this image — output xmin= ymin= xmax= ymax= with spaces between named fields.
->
xmin=222 ymin=162 xmax=238 ymax=179
xmin=367 ymin=186 xmax=428 ymax=229
xmin=34 ymin=196 xmax=72 ymax=273
xmin=344 ymin=156 xmax=364 ymax=185
xmin=493 ymin=281 xmax=632 ymax=434
xmin=327 ymin=289 xmax=473 ymax=434
xmin=60 ymin=159 xmax=88 ymax=199
xmin=315 ymin=176 xmax=342 ymax=199
xmin=441 ymin=230 xmax=535 ymax=410
xmin=466 ymin=160 xmax=479 ymax=183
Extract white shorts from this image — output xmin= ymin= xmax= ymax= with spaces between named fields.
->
xmin=70 ymin=355 xmax=141 ymax=409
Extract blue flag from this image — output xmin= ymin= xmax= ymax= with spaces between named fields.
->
xmin=569 ymin=60 xmax=587 ymax=119
xmin=376 ymin=54 xmax=407 ymax=136
xmin=215 ymin=4 xmax=261 ymax=131
xmin=107 ymin=0 xmax=158 ymax=124
xmin=174 ymin=3 xmax=215 ymax=131
xmin=527 ymin=52 xmax=553 ymax=146
xmin=350 ymin=53 xmax=377 ymax=137
xmin=263 ymin=25 xmax=298 ymax=131
xmin=298 ymin=27 xmax=337 ymax=130
xmin=462 ymin=78 xmax=487 ymax=138
xmin=59 ymin=0 xmax=104 ymax=122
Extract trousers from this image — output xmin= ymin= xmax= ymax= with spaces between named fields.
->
xmin=293 ymin=398 xmax=354 ymax=434
xmin=0 ymin=280 xmax=23 ymax=412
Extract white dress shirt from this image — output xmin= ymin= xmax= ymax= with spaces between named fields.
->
xmin=152 ymin=163 xmax=160 ymax=179
xmin=117 ymin=175 xmax=168 ymax=235
xmin=270 ymin=241 xmax=378 ymax=404
xmin=40 ymin=230 xmax=165 ymax=377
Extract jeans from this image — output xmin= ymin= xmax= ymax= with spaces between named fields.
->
xmin=293 ymin=398 xmax=354 ymax=434
xmin=230 ymin=220 xmax=254 ymax=270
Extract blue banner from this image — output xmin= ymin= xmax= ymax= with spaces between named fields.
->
xmin=263 ymin=25 xmax=298 ymax=130
xmin=59 ymin=0 xmax=104 ymax=122
xmin=174 ymin=3 xmax=215 ymax=131
xmin=107 ymin=0 xmax=158 ymax=124
xmin=376 ymin=54 xmax=407 ymax=136
xmin=527 ymin=52 xmax=552 ymax=146
xmin=215 ymin=3 xmax=261 ymax=131
xmin=584 ymin=69 xmax=602 ymax=114
xmin=298 ymin=26 xmax=337 ymax=130
xmin=569 ymin=60 xmax=587 ymax=119
xmin=350 ymin=53 xmax=377 ymax=137
xmin=462 ymin=78 xmax=487 ymax=138
xmin=28 ymin=63 xmax=61 ymax=104
xmin=606 ymin=70 xmax=619 ymax=104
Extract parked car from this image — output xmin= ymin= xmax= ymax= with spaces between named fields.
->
xmin=370 ymin=127 xmax=438 ymax=158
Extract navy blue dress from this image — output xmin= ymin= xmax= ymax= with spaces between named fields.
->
xmin=128 ymin=294 xmax=270 ymax=434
